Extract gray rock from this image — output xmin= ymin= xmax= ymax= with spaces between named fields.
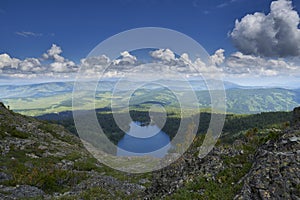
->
xmin=289 ymin=136 xmax=300 ymax=142
xmin=0 ymin=185 xmax=45 ymax=198
xmin=0 ymin=172 xmax=12 ymax=182
xmin=139 ymin=178 xmax=150 ymax=184
xmin=236 ymin=128 xmax=300 ymax=199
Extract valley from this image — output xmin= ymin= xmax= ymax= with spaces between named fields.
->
xmin=2 ymin=0 xmax=300 ymax=199
xmin=0 ymin=81 xmax=299 ymax=199
xmin=1 ymin=81 xmax=299 ymax=116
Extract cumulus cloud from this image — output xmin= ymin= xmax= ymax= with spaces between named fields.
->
xmin=0 ymin=54 xmax=42 ymax=75
xmin=210 ymin=49 xmax=225 ymax=65
xmin=230 ymin=0 xmax=300 ymax=57
xmin=179 ymin=53 xmax=190 ymax=63
xmin=49 ymin=61 xmax=76 ymax=73
xmin=43 ymin=44 xmax=63 ymax=61
xmin=78 ymin=51 xmax=139 ymax=78
xmin=0 ymin=54 xmax=20 ymax=69
xmin=225 ymin=51 xmax=299 ymax=76
xmin=168 ymin=48 xmax=299 ymax=79
xmin=79 ymin=55 xmax=110 ymax=76
xmin=1 ymin=44 xmax=299 ymax=81
xmin=43 ymin=44 xmax=77 ymax=73
xmin=113 ymin=51 xmax=137 ymax=65
xmin=0 ymin=47 xmax=225 ymax=80
xmin=149 ymin=48 xmax=223 ymax=76
xmin=19 ymin=58 xmax=42 ymax=72
xmin=81 ymin=55 xmax=110 ymax=67
xmin=150 ymin=48 xmax=176 ymax=62
xmin=0 ymin=44 xmax=78 ymax=77
xmin=150 ymin=48 xmax=224 ymax=74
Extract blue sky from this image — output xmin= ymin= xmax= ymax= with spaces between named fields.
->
xmin=1 ymin=0 xmax=300 ymax=87
xmin=0 ymin=0 xmax=282 ymax=60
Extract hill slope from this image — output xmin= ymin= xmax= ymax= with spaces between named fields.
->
xmin=145 ymin=108 xmax=300 ymax=199
xmin=0 ymin=103 xmax=148 ymax=199
xmin=0 ymin=102 xmax=299 ymax=199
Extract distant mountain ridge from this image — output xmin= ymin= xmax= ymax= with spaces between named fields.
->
xmin=0 ymin=80 xmax=297 ymax=99
xmin=0 ymin=80 xmax=261 ymax=99
xmin=0 ymin=81 xmax=299 ymax=115
xmin=0 ymin=82 xmax=74 ymax=98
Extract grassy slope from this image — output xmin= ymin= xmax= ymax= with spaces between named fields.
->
xmin=0 ymin=102 xmax=295 ymax=199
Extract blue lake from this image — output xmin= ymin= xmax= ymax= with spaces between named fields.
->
xmin=117 ymin=121 xmax=171 ymax=158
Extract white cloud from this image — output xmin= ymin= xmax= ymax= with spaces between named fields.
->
xmin=19 ymin=58 xmax=42 ymax=72
xmin=230 ymin=0 xmax=300 ymax=57
xmin=225 ymin=51 xmax=299 ymax=76
xmin=0 ymin=54 xmax=20 ymax=69
xmin=1 ymin=45 xmax=299 ymax=81
xmin=0 ymin=44 xmax=77 ymax=76
xmin=217 ymin=2 xmax=228 ymax=8
xmin=179 ymin=53 xmax=190 ymax=63
xmin=217 ymin=0 xmax=240 ymax=9
xmin=80 ymin=55 xmax=110 ymax=68
xmin=43 ymin=44 xmax=64 ymax=62
xmin=150 ymin=48 xmax=223 ymax=76
xmin=1 ymin=47 xmax=223 ymax=79
xmin=113 ymin=51 xmax=137 ymax=65
xmin=0 ymin=54 xmax=42 ymax=75
xmin=15 ymin=31 xmax=42 ymax=37
xmin=42 ymin=44 xmax=77 ymax=73
xmin=79 ymin=55 xmax=110 ymax=76
xmin=49 ymin=60 xmax=76 ymax=73
xmin=150 ymin=48 xmax=176 ymax=62
xmin=79 ymin=52 xmax=140 ymax=78
xmin=210 ymin=49 xmax=225 ymax=65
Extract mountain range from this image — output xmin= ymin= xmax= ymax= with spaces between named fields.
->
xmin=0 ymin=80 xmax=299 ymax=116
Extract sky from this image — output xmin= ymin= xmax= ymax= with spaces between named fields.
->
xmin=1 ymin=0 xmax=300 ymax=87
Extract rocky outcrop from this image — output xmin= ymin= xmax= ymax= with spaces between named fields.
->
xmin=0 ymin=185 xmax=45 ymax=199
xmin=235 ymin=116 xmax=300 ymax=199
xmin=145 ymin=139 xmax=246 ymax=198
xmin=145 ymin=108 xmax=300 ymax=199
xmin=69 ymin=171 xmax=145 ymax=196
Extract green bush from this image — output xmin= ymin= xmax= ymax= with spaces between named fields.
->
xmin=260 ymin=130 xmax=281 ymax=144
xmin=37 ymin=123 xmax=54 ymax=134
xmin=74 ymin=157 xmax=98 ymax=171
xmin=10 ymin=127 xmax=29 ymax=139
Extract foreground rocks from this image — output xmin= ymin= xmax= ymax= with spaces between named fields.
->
xmin=0 ymin=103 xmax=147 ymax=199
xmin=0 ymin=185 xmax=45 ymax=199
xmin=144 ymin=136 xmax=250 ymax=199
xmin=145 ymin=107 xmax=300 ymax=199
xmin=235 ymin=125 xmax=300 ymax=199
xmin=0 ymin=103 xmax=299 ymax=199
